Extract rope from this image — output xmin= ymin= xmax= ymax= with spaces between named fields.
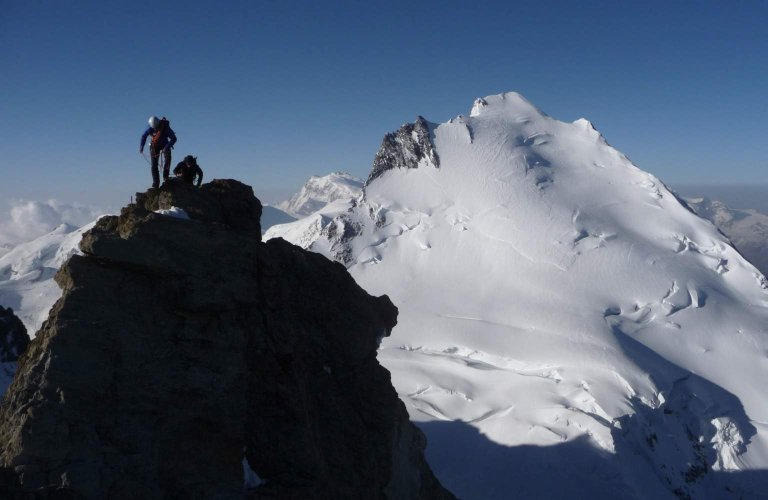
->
xmin=141 ymin=149 xmax=167 ymax=167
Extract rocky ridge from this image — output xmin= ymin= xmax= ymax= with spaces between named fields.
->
xmin=366 ymin=116 xmax=439 ymax=186
xmin=0 ymin=179 xmax=452 ymax=499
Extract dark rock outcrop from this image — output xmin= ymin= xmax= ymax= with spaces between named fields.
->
xmin=0 ymin=306 xmax=29 ymax=365
xmin=0 ymin=179 xmax=452 ymax=499
xmin=366 ymin=116 xmax=440 ymax=186
xmin=135 ymin=177 xmax=263 ymax=236
xmin=0 ymin=306 xmax=30 ymax=397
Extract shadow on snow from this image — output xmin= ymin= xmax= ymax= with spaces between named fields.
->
xmin=419 ymin=324 xmax=768 ymax=499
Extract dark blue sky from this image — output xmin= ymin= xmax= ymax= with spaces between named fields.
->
xmin=1 ymin=0 xmax=766 ymax=209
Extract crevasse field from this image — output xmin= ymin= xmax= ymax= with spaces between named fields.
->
xmin=267 ymin=93 xmax=768 ymax=499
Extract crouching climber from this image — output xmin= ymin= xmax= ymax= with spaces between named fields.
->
xmin=173 ymin=155 xmax=204 ymax=187
xmin=140 ymin=116 xmax=177 ymax=188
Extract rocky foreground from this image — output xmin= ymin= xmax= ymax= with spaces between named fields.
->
xmin=0 ymin=179 xmax=452 ymax=499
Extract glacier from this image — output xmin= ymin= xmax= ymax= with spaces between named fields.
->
xmin=266 ymin=92 xmax=768 ymax=499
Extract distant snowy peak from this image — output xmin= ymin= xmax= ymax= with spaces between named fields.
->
xmin=264 ymin=198 xmax=360 ymax=263
xmin=684 ymin=196 xmax=748 ymax=227
xmin=277 ymin=172 xmax=363 ymax=218
xmin=0 ymin=220 xmax=98 ymax=335
xmin=684 ymin=196 xmax=768 ymax=276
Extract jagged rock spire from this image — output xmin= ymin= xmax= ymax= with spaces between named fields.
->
xmin=366 ymin=116 xmax=440 ymax=186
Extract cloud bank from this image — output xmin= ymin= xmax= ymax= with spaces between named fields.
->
xmin=0 ymin=199 xmax=102 ymax=251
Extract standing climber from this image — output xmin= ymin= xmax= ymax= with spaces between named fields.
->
xmin=139 ymin=116 xmax=177 ymax=188
xmin=173 ymin=155 xmax=204 ymax=187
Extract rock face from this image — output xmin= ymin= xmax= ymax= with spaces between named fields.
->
xmin=366 ymin=116 xmax=439 ymax=186
xmin=0 ymin=306 xmax=30 ymax=396
xmin=0 ymin=307 xmax=29 ymax=364
xmin=0 ymin=179 xmax=452 ymax=499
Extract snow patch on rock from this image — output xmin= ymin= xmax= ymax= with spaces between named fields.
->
xmin=154 ymin=206 xmax=190 ymax=219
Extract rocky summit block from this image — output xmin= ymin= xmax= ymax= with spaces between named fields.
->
xmin=133 ymin=178 xmax=263 ymax=236
xmin=0 ymin=180 xmax=453 ymax=500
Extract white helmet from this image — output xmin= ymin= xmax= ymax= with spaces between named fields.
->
xmin=148 ymin=116 xmax=160 ymax=129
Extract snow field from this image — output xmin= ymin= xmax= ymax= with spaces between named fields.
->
xmin=0 ymin=221 xmax=98 ymax=336
xmin=268 ymin=92 xmax=768 ymax=498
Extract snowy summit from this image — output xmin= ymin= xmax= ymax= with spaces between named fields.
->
xmin=267 ymin=92 xmax=768 ymax=499
xmin=276 ymin=171 xmax=363 ymax=218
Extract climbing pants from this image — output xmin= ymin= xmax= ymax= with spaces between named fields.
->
xmin=150 ymin=145 xmax=172 ymax=188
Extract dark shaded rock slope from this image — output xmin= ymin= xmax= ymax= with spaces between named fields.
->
xmin=0 ymin=306 xmax=30 ymax=395
xmin=0 ymin=179 xmax=452 ymax=500
xmin=0 ymin=306 xmax=29 ymax=365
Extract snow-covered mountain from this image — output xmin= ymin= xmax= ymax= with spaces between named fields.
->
xmin=0 ymin=222 xmax=96 ymax=336
xmin=683 ymin=196 xmax=768 ymax=277
xmin=266 ymin=92 xmax=768 ymax=499
xmin=276 ymin=171 xmax=363 ymax=217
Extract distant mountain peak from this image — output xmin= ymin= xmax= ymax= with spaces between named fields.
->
xmin=277 ymin=171 xmax=363 ymax=218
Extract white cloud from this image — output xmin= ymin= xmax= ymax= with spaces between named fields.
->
xmin=0 ymin=199 xmax=102 ymax=249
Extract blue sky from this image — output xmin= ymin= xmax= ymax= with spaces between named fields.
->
xmin=1 ymin=0 xmax=766 ymax=210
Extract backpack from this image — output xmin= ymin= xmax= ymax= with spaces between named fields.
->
xmin=151 ymin=118 xmax=171 ymax=148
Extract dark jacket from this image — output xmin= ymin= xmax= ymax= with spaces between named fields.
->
xmin=173 ymin=161 xmax=204 ymax=187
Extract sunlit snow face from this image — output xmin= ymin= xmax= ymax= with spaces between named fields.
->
xmin=266 ymin=92 xmax=768 ymax=499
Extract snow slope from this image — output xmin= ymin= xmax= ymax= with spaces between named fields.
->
xmin=0 ymin=221 xmax=97 ymax=336
xmin=267 ymin=93 xmax=768 ymax=499
xmin=276 ymin=171 xmax=363 ymax=217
